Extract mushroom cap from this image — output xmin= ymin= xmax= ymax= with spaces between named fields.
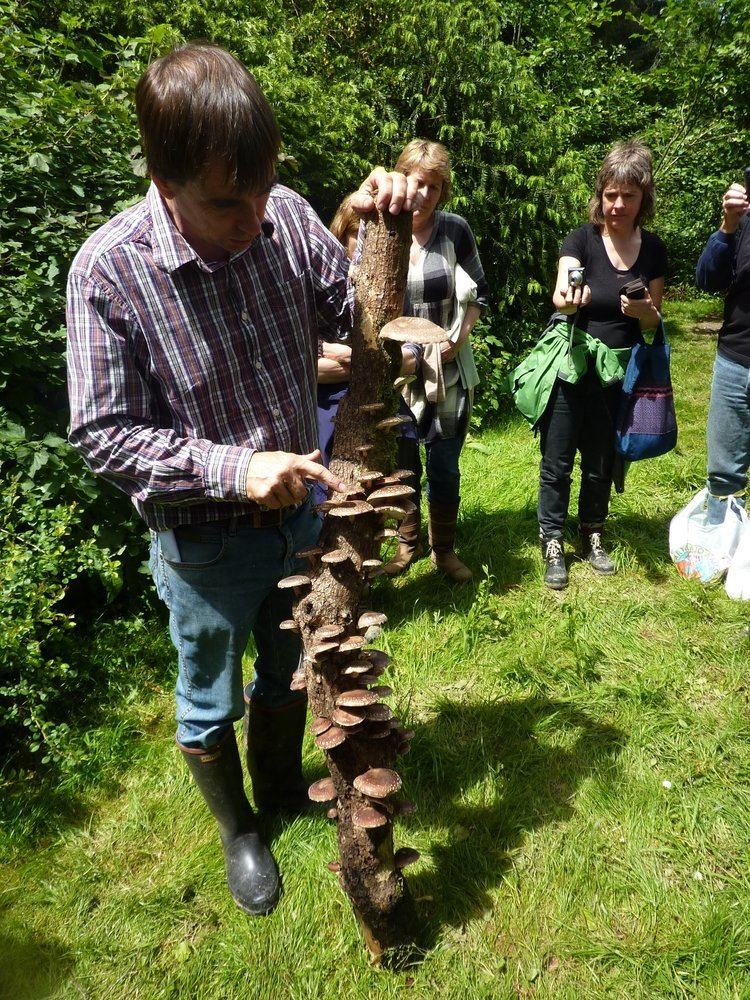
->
xmin=374 ymin=505 xmax=408 ymax=520
xmin=331 ymin=706 xmax=367 ymax=728
xmin=379 ymin=316 xmax=447 ymax=344
xmin=366 ymin=702 xmax=394 ymax=723
xmin=396 ymin=740 xmax=412 ymax=755
xmin=310 ymin=640 xmax=340 ymax=659
xmin=362 ymin=559 xmax=384 ymax=571
xmin=358 ymin=471 xmax=384 ymax=486
xmin=355 ymin=444 xmax=375 ymax=454
xmin=309 ymin=717 xmax=332 ymax=736
xmin=321 ymin=548 xmax=349 ymax=565
xmin=342 ymin=662 xmax=372 ymax=676
xmin=394 ymin=847 xmax=420 ymax=869
xmin=393 ymin=374 xmax=416 ymax=390
xmin=308 ymin=776 xmax=337 ymax=802
xmin=326 ymin=860 xmax=341 ymax=872
xmin=277 ymin=574 xmax=312 ymax=590
xmin=357 ymin=611 xmax=388 ymax=629
xmin=279 ymin=618 xmax=300 ymax=631
xmin=367 ymin=484 xmax=416 ymax=504
xmin=352 ymin=805 xmax=389 ymax=829
xmin=315 ymin=726 xmax=347 ymax=750
xmin=358 ymin=723 xmax=391 ymax=739
xmin=375 ymin=527 xmax=399 ymax=540
xmin=361 ymin=649 xmax=390 ymax=669
xmin=368 ymin=684 xmax=393 ymax=699
xmin=359 ymin=402 xmax=385 ymax=414
xmin=353 ymin=767 xmax=402 ymax=799
xmin=388 ymin=469 xmax=416 ymax=482
xmin=338 ymin=634 xmax=366 ymax=653
xmin=326 ymin=500 xmax=376 ymax=518
xmin=295 ymin=545 xmax=323 ymax=560
xmin=326 ymin=807 xmax=338 ymax=820
xmin=336 ymin=689 xmax=378 ymax=708
xmin=314 ymin=624 xmax=345 ymax=641
xmin=375 ymin=415 xmax=411 ymax=433
xmin=289 ymin=671 xmax=307 ymax=692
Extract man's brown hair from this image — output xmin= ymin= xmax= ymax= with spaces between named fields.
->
xmin=135 ymin=43 xmax=281 ymax=189
xmin=589 ymin=140 xmax=656 ymax=229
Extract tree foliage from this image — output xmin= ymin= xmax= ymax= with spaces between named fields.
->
xmin=1 ymin=0 xmax=748 ymax=763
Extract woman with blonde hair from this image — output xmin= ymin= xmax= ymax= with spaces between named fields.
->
xmin=538 ymin=139 xmax=668 ymax=589
xmin=394 ymin=139 xmax=489 ymax=582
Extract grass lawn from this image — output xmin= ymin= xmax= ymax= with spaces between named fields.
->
xmin=2 ymin=300 xmax=749 ymax=999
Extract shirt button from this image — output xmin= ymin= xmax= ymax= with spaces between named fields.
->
xmin=255 ymin=360 xmax=262 ymax=370
xmin=241 ymin=309 xmax=250 ymax=322
xmin=272 ymin=407 xmax=280 ymax=416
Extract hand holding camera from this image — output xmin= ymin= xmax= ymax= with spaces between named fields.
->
xmin=721 ymin=174 xmax=750 ymax=235
xmin=561 ymin=265 xmax=591 ymax=311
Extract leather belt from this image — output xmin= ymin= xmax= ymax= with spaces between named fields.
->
xmin=229 ymin=504 xmax=301 ymax=529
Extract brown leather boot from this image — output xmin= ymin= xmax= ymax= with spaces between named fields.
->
xmin=383 ymin=503 xmax=422 ymax=577
xmin=428 ymin=500 xmax=472 ymax=583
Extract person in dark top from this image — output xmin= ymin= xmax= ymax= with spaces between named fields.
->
xmin=696 ymin=178 xmax=750 ymax=520
xmin=539 ymin=140 xmax=668 ymax=589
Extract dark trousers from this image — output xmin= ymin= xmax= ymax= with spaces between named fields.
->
xmin=537 ymin=372 xmax=620 ymax=538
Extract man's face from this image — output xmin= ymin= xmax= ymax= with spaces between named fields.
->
xmin=153 ymin=161 xmax=276 ymax=260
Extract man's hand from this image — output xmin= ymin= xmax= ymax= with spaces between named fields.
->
xmin=721 ymin=183 xmax=749 ymax=235
xmin=350 ymin=167 xmax=420 ymax=216
xmin=246 ymin=449 xmax=346 ymax=508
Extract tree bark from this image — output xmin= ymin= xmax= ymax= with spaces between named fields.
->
xmin=286 ymin=209 xmax=420 ymax=963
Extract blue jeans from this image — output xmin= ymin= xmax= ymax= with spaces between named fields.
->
xmin=149 ymin=498 xmax=320 ymax=750
xmin=706 ymin=352 xmax=750 ymax=517
xmin=425 ymin=435 xmax=464 ymax=505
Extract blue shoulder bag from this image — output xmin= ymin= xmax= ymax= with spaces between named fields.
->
xmin=615 ymin=320 xmax=677 ymax=461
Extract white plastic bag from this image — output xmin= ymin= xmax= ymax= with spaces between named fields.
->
xmin=669 ymin=488 xmax=745 ymax=584
xmin=725 ymin=514 xmax=750 ymax=599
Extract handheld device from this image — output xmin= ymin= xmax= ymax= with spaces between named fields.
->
xmin=619 ymin=278 xmax=647 ymax=300
xmin=567 ymin=265 xmax=586 ymax=289
xmin=744 ymin=166 xmax=750 ymax=197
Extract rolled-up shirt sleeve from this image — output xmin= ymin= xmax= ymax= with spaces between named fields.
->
xmin=66 ymin=272 xmax=253 ymax=505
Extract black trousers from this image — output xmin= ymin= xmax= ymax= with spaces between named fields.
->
xmin=537 ymin=371 xmax=621 ymax=539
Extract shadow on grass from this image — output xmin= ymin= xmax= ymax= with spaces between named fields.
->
xmin=402 ymin=695 xmax=624 ymax=946
xmin=610 ymin=512 xmax=674 ymax=584
xmin=0 ymin=930 xmax=75 ymax=999
xmin=376 ymin=503 xmax=539 ymax=624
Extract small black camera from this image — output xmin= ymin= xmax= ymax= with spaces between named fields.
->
xmin=744 ymin=166 xmax=750 ymax=196
xmin=567 ymin=266 xmax=586 ymax=289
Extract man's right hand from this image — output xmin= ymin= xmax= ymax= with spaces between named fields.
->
xmin=721 ymin=183 xmax=749 ymax=234
xmin=246 ymin=450 xmax=347 ymax=508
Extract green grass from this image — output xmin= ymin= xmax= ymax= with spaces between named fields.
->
xmin=3 ymin=300 xmax=750 ymax=999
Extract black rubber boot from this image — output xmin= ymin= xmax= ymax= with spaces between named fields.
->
xmin=580 ymin=526 xmax=616 ymax=575
xmin=181 ymin=731 xmax=280 ymax=915
xmin=541 ymin=536 xmax=568 ymax=590
xmin=243 ymin=693 xmax=310 ymax=816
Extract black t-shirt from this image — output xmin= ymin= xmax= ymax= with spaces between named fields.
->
xmin=560 ymin=224 xmax=669 ymax=349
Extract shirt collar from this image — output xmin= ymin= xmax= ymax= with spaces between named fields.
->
xmin=148 ymin=183 xmax=275 ymax=275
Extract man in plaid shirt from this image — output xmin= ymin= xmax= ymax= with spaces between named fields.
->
xmin=66 ymin=43 xmax=416 ymax=917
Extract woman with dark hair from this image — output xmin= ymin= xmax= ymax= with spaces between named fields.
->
xmin=394 ymin=139 xmax=490 ymax=582
xmin=538 ymin=140 xmax=668 ymax=589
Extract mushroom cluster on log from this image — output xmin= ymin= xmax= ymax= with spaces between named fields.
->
xmin=274 ymin=209 xmax=445 ymax=963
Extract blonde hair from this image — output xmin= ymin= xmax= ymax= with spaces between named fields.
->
xmin=589 ymin=140 xmax=655 ymax=229
xmin=329 ymin=194 xmax=360 ymax=247
xmin=394 ymin=139 xmax=452 ymax=205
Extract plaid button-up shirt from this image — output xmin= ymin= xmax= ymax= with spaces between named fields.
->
xmin=66 ymin=183 xmax=352 ymax=529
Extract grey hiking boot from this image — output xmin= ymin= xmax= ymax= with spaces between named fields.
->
xmin=541 ymin=536 xmax=568 ymax=590
xmin=581 ymin=529 xmax=615 ymax=575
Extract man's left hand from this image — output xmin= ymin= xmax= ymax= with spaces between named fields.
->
xmin=351 ymin=167 xmax=420 ymax=216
